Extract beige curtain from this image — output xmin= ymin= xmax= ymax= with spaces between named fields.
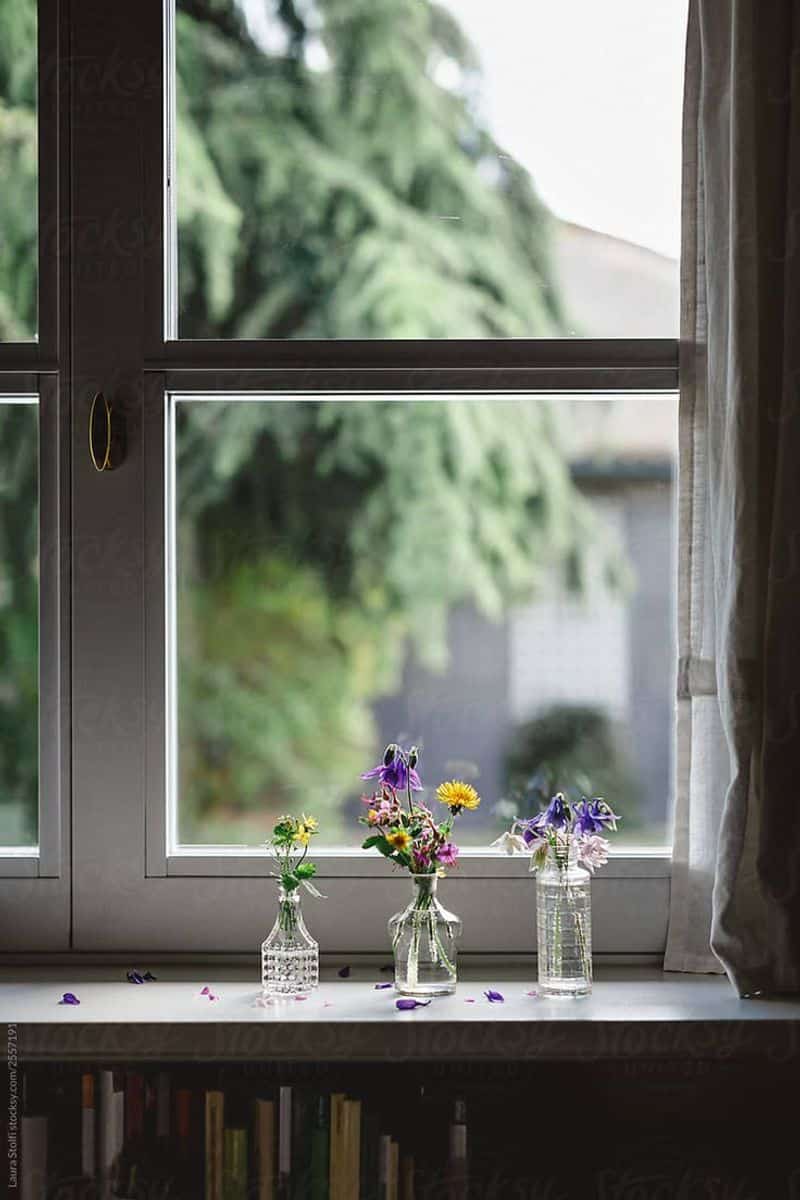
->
xmin=666 ymin=0 xmax=800 ymax=994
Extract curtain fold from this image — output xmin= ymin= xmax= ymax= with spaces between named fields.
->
xmin=666 ymin=0 xmax=800 ymax=993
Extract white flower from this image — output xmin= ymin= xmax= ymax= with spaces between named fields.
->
xmin=490 ymin=831 xmax=528 ymax=856
xmin=576 ymin=834 xmax=610 ymax=873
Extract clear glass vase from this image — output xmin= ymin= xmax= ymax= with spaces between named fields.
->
xmin=261 ymin=887 xmax=319 ymax=997
xmin=389 ymin=875 xmax=461 ymax=996
xmin=536 ymin=843 xmax=592 ymax=997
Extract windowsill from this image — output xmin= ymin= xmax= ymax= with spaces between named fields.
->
xmin=6 ymin=965 xmax=800 ymax=1062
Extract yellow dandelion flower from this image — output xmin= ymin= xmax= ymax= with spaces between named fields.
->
xmin=436 ymin=780 xmax=481 ymax=812
xmin=301 ymin=814 xmax=319 ymax=831
xmin=296 ymin=828 xmax=312 ymax=847
xmin=387 ymin=829 xmax=412 ymax=852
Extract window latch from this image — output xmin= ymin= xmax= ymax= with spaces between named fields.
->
xmin=88 ymin=391 xmax=125 ymax=472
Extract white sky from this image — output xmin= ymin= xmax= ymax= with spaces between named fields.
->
xmin=443 ymin=0 xmax=688 ymax=260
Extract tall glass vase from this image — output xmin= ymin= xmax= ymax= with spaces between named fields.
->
xmin=261 ymin=887 xmax=319 ymax=997
xmin=536 ymin=844 xmax=592 ymax=997
xmin=389 ymin=875 xmax=461 ymax=997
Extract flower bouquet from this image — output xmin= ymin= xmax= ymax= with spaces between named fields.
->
xmin=493 ymin=792 xmax=619 ymax=997
xmin=261 ymin=813 xmax=322 ymax=997
xmin=359 ymin=744 xmax=480 ymax=996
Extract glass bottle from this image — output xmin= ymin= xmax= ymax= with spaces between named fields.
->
xmin=389 ymin=875 xmax=461 ymax=996
xmin=536 ymin=842 xmax=592 ymax=997
xmin=261 ymin=886 xmax=319 ymax=997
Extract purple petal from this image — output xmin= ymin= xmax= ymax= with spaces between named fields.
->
xmin=374 ymin=982 xmax=393 ymax=990
xmin=337 ymin=965 xmax=351 ymax=978
xmin=409 ymin=768 xmax=423 ymax=791
xmin=360 ymin=765 xmax=382 ymax=780
xmin=484 ymin=989 xmax=505 ymax=1003
xmin=525 ymin=989 xmax=538 ymax=998
xmin=200 ymin=985 xmax=211 ymax=995
xmin=464 ymin=998 xmax=476 ymax=1004
xmin=395 ymin=998 xmax=431 ymax=1010
xmin=127 ymin=969 xmax=145 ymax=985
xmin=59 ymin=992 xmax=80 ymax=1006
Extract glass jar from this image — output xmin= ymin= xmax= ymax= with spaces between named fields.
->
xmin=389 ymin=875 xmax=462 ymax=996
xmin=261 ymin=887 xmax=319 ymax=997
xmin=536 ymin=843 xmax=592 ymax=997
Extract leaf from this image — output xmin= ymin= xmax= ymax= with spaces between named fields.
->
xmin=295 ymin=862 xmax=317 ymax=880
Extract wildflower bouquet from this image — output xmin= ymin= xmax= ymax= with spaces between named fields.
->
xmin=492 ymin=791 xmax=619 ymax=873
xmin=359 ymin=743 xmax=480 ymax=994
xmin=359 ymin=743 xmax=480 ymax=874
xmin=265 ymin=813 xmax=323 ymax=933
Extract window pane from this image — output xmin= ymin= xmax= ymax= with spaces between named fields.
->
xmin=0 ymin=0 xmax=37 ymax=341
xmin=171 ymin=393 xmax=675 ymax=850
xmin=0 ymin=397 xmax=38 ymax=846
xmin=172 ymin=0 xmax=685 ymax=339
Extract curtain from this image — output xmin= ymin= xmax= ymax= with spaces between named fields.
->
xmin=666 ymin=0 xmax=800 ymax=993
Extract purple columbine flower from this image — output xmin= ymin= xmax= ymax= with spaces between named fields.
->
xmin=484 ymin=989 xmax=505 ymax=1003
xmin=395 ymin=997 xmax=431 ymax=1010
xmin=516 ymin=812 xmax=547 ymax=845
xmin=59 ymin=992 xmax=80 ymax=1005
xmin=361 ymin=745 xmax=422 ymax=792
xmin=542 ymin=792 xmax=571 ymax=830
xmin=127 ymin=969 xmax=146 ymax=985
xmin=573 ymin=797 xmax=619 ymax=836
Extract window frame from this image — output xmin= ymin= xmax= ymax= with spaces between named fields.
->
xmin=3 ymin=0 xmax=681 ymax=956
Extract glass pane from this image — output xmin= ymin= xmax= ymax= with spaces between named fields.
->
xmin=173 ymin=0 xmax=685 ymax=340
xmin=0 ymin=397 xmax=38 ymax=846
xmin=171 ymin=393 xmax=676 ymax=849
xmin=0 ymin=0 xmax=37 ymax=340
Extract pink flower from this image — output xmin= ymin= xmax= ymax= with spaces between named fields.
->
xmin=436 ymin=842 xmax=459 ymax=866
xmin=576 ymin=834 xmax=610 ymax=873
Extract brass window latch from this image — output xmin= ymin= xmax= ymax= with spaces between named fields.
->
xmin=88 ymin=391 xmax=125 ymax=471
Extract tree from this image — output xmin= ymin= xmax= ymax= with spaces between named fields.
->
xmin=0 ymin=0 xmax=614 ymax=843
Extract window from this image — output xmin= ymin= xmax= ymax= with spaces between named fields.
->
xmin=172 ymin=0 xmax=686 ymax=340
xmin=0 ymin=0 xmax=37 ymax=341
xmin=0 ymin=0 xmax=684 ymax=956
xmin=169 ymin=392 xmax=676 ymax=852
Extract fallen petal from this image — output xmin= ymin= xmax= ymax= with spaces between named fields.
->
xmin=464 ymin=998 xmax=476 ymax=1003
xmin=484 ymin=989 xmax=505 ymax=1003
xmin=395 ymin=998 xmax=431 ymax=1011
xmin=59 ymin=992 xmax=80 ymax=1006
xmin=525 ymin=990 xmax=538 ymax=998
xmin=374 ymin=982 xmax=393 ymax=990
xmin=199 ymin=985 xmax=211 ymax=995
xmin=126 ymin=970 xmax=145 ymax=985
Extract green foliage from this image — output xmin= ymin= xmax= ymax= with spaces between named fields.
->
xmin=175 ymin=0 xmax=563 ymax=339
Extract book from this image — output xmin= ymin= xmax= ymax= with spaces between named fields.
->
xmin=387 ymin=1140 xmax=399 ymax=1200
xmin=97 ymin=1069 xmax=124 ymax=1200
xmin=400 ymin=1155 xmax=415 ymax=1200
xmin=255 ymin=1097 xmax=276 ymax=1200
xmin=278 ymin=1086 xmax=292 ymax=1199
xmin=448 ymin=1099 xmax=467 ymax=1200
xmin=156 ymin=1071 xmax=171 ymax=1142
xmin=329 ymin=1093 xmax=347 ymax=1200
xmin=343 ymin=1098 xmax=361 ymax=1199
xmin=81 ymin=1073 xmax=95 ymax=1181
xmin=206 ymin=1090 xmax=225 ymax=1200
xmin=20 ymin=1114 xmax=47 ymax=1200
xmin=309 ymin=1093 xmax=330 ymax=1200
xmin=223 ymin=1127 xmax=248 ymax=1200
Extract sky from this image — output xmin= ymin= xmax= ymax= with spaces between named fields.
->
xmin=443 ymin=0 xmax=688 ymax=260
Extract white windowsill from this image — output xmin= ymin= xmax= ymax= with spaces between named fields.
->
xmin=6 ymin=965 xmax=799 ymax=1063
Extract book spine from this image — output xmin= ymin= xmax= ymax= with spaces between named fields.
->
xmin=97 ymin=1069 xmax=116 ymax=1200
xmin=278 ymin=1085 xmax=292 ymax=1200
xmin=81 ymin=1072 xmax=96 ymax=1181
xmin=343 ymin=1098 xmax=361 ymax=1200
xmin=156 ymin=1070 xmax=171 ymax=1141
xmin=223 ymin=1127 xmax=248 ymax=1200
xmin=206 ymin=1090 xmax=225 ymax=1200
xmin=329 ymin=1093 xmax=346 ymax=1200
xmin=255 ymin=1098 xmax=276 ymax=1200
xmin=309 ymin=1094 xmax=329 ymax=1200
xmin=448 ymin=1100 xmax=467 ymax=1200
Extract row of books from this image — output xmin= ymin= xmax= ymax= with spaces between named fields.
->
xmin=16 ymin=1068 xmax=469 ymax=1199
